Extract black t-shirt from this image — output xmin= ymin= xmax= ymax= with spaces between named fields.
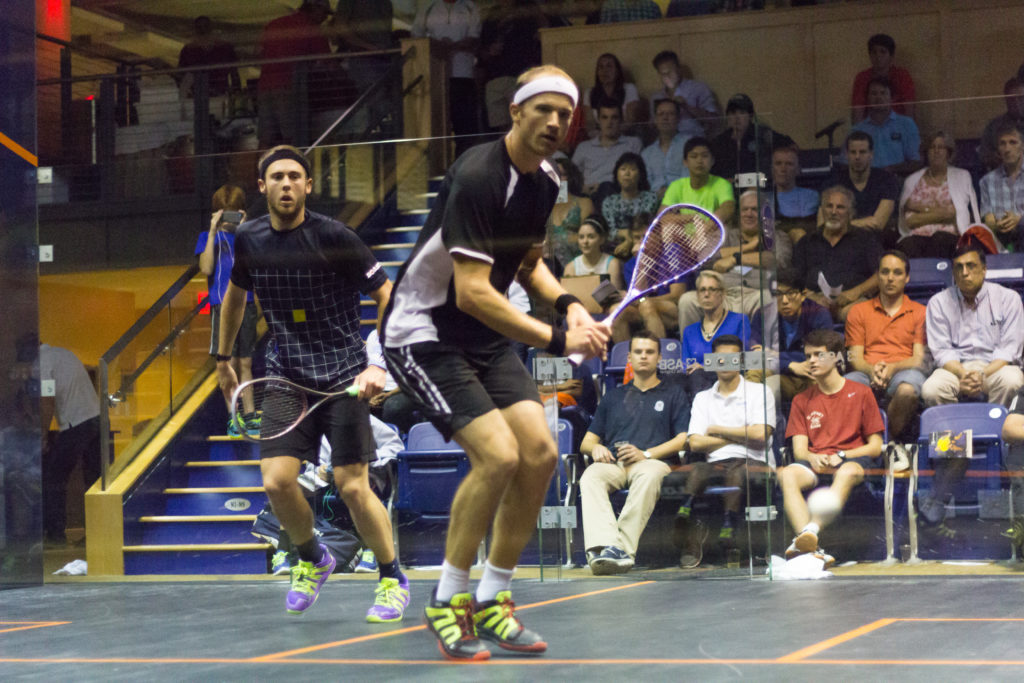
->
xmin=230 ymin=210 xmax=387 ymax=389
xmin=831 ymin=167 xmax=900 ymax=223
xmin=587 ymin=380 xmax=691 ymax=450
xmin=383 ymin=138 xmax=559 ymax=349
xmin=792 ymin=227 xmax=883 ymax=293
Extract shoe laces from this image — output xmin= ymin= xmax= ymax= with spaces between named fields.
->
xmin=373 ymin=578 xmax=406 ymax=608
xmin=484 ymin=594 xmax=522 ymax=632
xmin=290 ymin=560 xmax=324 ymax=595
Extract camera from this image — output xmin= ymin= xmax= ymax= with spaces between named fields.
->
xmin=221 ymin=210 xmax=244 ymax=226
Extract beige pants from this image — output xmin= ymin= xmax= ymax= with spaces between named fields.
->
xmin=580 ymin=458 xmax=671 ymax=557
xmin=677 ymin=286 xmax=771 ymax=331
xmin=921 ymin=361 xmax=1024 ymax=407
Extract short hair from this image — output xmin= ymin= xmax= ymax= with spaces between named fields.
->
xmin=629 ymin=328 xmax=661 ymax=352
xmin=879 ymin=249 xmax=909 ymax=272
xmin=867 ymin=33 xmax=896 ymax=55
xmin=652 ymin=50 xmax=680 ymax=69
xmin=653 ymin=97 xmax=680 ymax=115
xmin=866 ymin=75 xmax=892 ymax=95
xmin=820 ymin=185 xmax=856 ymax=214
xmin=597 ymin=103 xmax=623 ymax=117
xmin=212 ymin=184 xmax=246 ymax=212
xmin=775 ymin=267 xmax=802 ymax=291
xmin=515 ymin=64 xmax=574 ymax=89
xmin=772 ymin=145 xmax=800 ymax=161
xmin=684 ymin=136 xmax=711 ymax=159
xmin=804 ymin=328 xmax=845 ymax=355
xmin=953 ymin=241 xmax=987 ymax=266
xmin=712 ymin=334 xmax=743 ymax=352
xmin=920 ymin=130 xmax=955 ymax=159
xmin=846 ymin=130 xmax=874 ymax=151
xmin=738 ymin=188 xmax=760 ymax=208
xmin=995 ymin=122 xmax=1023 ymax=142
xmin=695 ymin=269 xmax=724 ymax=289
xmin=257 ymin=144 xmax=308 ymax=178
xmin=612 ymin=152 xmax=650 ymax=192
xmin=556 ymin=157 xmax=584 ymax=197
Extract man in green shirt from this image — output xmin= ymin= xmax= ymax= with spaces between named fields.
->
xmin=661 ymin=136 xmax=735 ymax=226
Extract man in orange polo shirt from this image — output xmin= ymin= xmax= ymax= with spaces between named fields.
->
xmin=843 ymin=250 xmax=927 ymax=442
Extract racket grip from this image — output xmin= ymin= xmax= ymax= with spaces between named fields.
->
xmin=566 ymin=320 xmax=613 ymax=367
xmin=345 ymin=384 xmax=359 ymax=397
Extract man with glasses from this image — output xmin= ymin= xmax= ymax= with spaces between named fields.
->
xmin=917 ymin=242 xmax=1024 ymax=528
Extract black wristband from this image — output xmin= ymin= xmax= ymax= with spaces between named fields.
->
xmin=215 ymin=353 xmax=232 ymax=362
xmin=545 ymin=325 xmax=566 ymax=356
xmin=733 ymin=251 xmax=743 ymax=265
xmin=555 ymin=293 xmax=583 ymax=316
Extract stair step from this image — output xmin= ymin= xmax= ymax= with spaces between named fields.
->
xmin=123 ymin=543 xmax=270 ymax=574
xmin=185 ymin=461 xmax=263 ymax=487
xmin=371 ymin=242 xmax=417 ymax=250
xmin=386 ymin=226 xmax=423 ymax=233
xmin=134 ymin=516 xmax=259 ymax=544
xmin=185 ymin=461 xmax=260 ymax=468
xmin=164 ymin=487 xmax=264 ymax=494
xmin=125 ymin=542 xmax=268 ymax=551
xmin=163 ymin=487 xmax=267 ymax=515
xmin=139 ymin=515 xmax=258 ymax=522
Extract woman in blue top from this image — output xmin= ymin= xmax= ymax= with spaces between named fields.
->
xmin=681 ymin=270 xmax=751 ymax=377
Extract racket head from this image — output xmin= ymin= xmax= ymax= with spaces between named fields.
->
xmin=230 ymin=377 xmax=309 ymax=442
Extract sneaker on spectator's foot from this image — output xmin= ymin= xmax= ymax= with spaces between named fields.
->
xmin=916 ymin=494 xmax=945 ymax=526
xmin=889 ymin=443 xmax=911 ymax=473
xmin=589 ymin=546 xmax=634 ymax=575
xmin=474 ymin=590 xmax=547 ymax=653
xmin=226 ymin=417 xmax=243 ymax=438
xmin=794 ymin=526 xmax=818 ymax=555
xmin=355 ymin=549 xmax=378 ymax=573
xmin=813 ymin=548 xmax=836 ymax=569
xmin=285 ymin=545 xmax=335 ymax=615
xmin=271 ymin=550 xmax=295 ymax=575
xmin=424 ymin=589 xmax=490 ymax=661
xmin=366 ymin=575 xmax=410 ymax=623
xmin=680 ymin=520 xmax=708 ymax=569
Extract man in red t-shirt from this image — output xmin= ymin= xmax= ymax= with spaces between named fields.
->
xmin=850 ymin=33 xmax=916 ymax=123
xmin=779 ymin=328 xmax=885 ymax=564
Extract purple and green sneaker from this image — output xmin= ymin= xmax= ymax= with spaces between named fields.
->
xmin=285 ymin=545 xmax=335 ymax=615
xmin=366 ymin=575 xmax=410 ymax=623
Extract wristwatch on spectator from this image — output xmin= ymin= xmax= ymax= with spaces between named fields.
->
xmin=643 ymin=450 xmax=652 ymax=459
xmin=836 ymin=450 xmax=846 ymax=460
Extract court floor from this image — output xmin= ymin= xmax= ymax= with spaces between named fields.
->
xmin=4 ymin=573 xmax=1024 ymax=681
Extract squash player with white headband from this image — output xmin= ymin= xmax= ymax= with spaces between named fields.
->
xmin=381 ymin=65 xmax=609 ymax=661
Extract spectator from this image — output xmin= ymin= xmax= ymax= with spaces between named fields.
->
xmin=546 ymin=157 xmax=593 ymax=275
xmin=681 ymin=271 xmax=752 ymax=381
xmin=675 ymin=334 xmax=775 ymax=568
xmin=563 ymin=215 xmax=619 ymax=279
xmin=257 ymin=0 xmax=333 ymax=148
xmin=642 ymin=98 xmax=690 ymax=195
xmin=649 ymin=50 xmax=718 ymax=138
xmin=579 ymin=330 xmax=690 ymax=574
xmin=571 ymin=104 xmax=642 ymax=195
xmin=477 ymin=0 xmax=546 ymax=132
xmin=772 ymin=146 xmax=819 ymax=243
xmin=980 ymin=123 xmax=1024 ymax=252
xmin=919 ymin=242 xmax=1024 ymax=528
xmin=678 ymin=189 xmax=791 ymax=330
xmin=851 ymin=33 xmax=917 ymax=122
xmin=599 ymin=0 xmax=662 ymax=23
xmin=830 ymin=131 xmax=900 ymax=240
xmin=177 ymin=16 xmax=239 ymax=100
xmin=843 ymin=251 xmax=927 ymax=441
xmin=581 ymin=53 xmax=643 ymax=134
xmin=897 ymin=131 xmax=980 ymax=259
xmin=611 ymin=214 xmax=685 ymax=340
xmin=710 ymin=93 xmax=794 ymax=183
xmin=795 ymin=185 xmax=882 ymax=321
xmin=601 ymin=152 xmax=659 ymax=241
xmin=980 ymin=78 xmax=1024 ymax=170
xmin=849 ymin=77 xmax=921 ymax=175
xmin=197 ymin=185 xmax=258 ymax=435
xmin=778 ymin=328 xmax=886 ymax=565
xmin=661 ymin=137 xmax=736 ymax=226
xmin=749 ymin=267 xmax=834 ymax=402
xmin=412 ymin=0 xmax=482 ymax=157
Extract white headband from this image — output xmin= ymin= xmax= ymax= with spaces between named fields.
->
xmin=512 ymin=76 xmax=578 ymax=109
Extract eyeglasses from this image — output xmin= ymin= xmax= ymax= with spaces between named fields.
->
xmin=696 ymin=287 xmax=723 ymax=295
xmin=772 ymin=289 xmax=801 ymax=299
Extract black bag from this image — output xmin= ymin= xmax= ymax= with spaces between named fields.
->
xmin=251 ymin=504 xmax=362 ymax=573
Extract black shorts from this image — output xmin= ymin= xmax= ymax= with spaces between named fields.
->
xmin=209 ymin=302 xmax=259 ymax=358
xmin=258 ymin=392 xmax=376 ymax=467
xmin=383 ymin=340 xmax=540 ymax=440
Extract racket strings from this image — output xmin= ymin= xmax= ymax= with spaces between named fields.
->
xmin=246 ymin=380 xmax=308 ymax=439
xmin=632 ymin=212 xmax=722 ymax=292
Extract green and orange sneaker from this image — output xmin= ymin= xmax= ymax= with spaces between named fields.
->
xmin=424 ymin=590 xmax=490 ymax=661
xmin=473 ymin=590 xmax=547 ymax=654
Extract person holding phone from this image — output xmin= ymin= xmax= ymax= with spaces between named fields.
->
xmin=197 ymin=183 xmax=259 ymax=436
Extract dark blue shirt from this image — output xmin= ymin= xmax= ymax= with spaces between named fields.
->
xmin=588 ymin=379 xmax=690 ymax=449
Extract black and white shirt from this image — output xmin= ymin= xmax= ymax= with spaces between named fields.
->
xmin=231 ymin=210 xmax=387 ymax=390
xmin=383 ymin=138 xmax=559 ymax=349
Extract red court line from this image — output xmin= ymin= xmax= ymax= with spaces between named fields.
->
xmin=0 ymin=622 xmax=71 ymax=635
xmin=250 ymin=581 xmax=655 ymax=662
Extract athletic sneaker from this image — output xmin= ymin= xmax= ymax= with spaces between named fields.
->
xmin=889 ymin=443 xmax=911 ymax=473
xmin=813 ymin=548 xmax=836 ymax=569
xmin=680 ymin=520 xmax=708 ymax=569
xmin=793 ymin=526 xmax=818 ymax=555
xmin=354 ymin=549 xmax=378 ymax=573
xmin=474 ymin=590 xmax=547 ymax=653
xmin=285 ymin=545 xmax=336 ymax=615
xmin=589 ymin=546 xmax=634 ymax=575
xmin=271 ymin=550 xmax=295 ymax=576
xmin=424 ymin=589 xmax=490 ymax=661
xmin=243 ymin=411 xmax=261 ymax=436
xmin=226 ymin=417 xmax=243 ymax=438
xmin=366 ymin=576 xmax=410 ymax=623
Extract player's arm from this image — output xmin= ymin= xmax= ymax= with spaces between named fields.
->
xmin=215 ymin=281 xmax=247 ymax=399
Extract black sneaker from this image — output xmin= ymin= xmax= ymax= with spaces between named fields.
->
xmin=474 ymin=590 xmax=547 ymax=654
xmin=589 ymin=546 xmax=634 ymax=575
xmin=424 ymin=589 xmax=490 ymax=661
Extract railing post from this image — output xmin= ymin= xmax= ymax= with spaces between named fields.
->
xmin=60 ymin=46 xmax=72 ymax=160
xmin=193 ymin=69 xmax=214 ymax=207
xmin=99 ymin=357 xmax=110 ymax=490
xmin=96 ymin=77 xmax=116 ymax=201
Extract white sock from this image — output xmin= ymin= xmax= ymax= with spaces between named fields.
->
xmin=435 ymin=560 xmax=470 ymax=603
xmin=802 ymin=522 xmax=820 ymax=536
xmin=475 ymin=561 xmax=515 ymax=603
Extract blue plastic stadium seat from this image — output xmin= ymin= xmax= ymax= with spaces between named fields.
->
xmin=905 ymin=258 xmax=952 ymax=303
xmin=395 ymin=422 xmax=468 ymax=514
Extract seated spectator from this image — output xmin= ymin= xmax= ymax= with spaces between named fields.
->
xmin=675 ymin=335 xmax=775 ymax=568
xmin=579 ymin=330 xmax=690 ymax=574
xmin=772 ymin=146 xmax=819 ymax=243
xmin=572 ymin=104 xmax=642 ymax=196
xmin=851 ymin=33 xmax=916 ymax=122
xmin=649 ymin=50 xmax=718 ymax=138
xmin=177 ymin=16 xmax=240 ymax=101
xmin=980 ymin=123 xmax=1024 ymax=252
xmin=710 ymin=93 xmax=794 ymax=184
xmin=365 ymin=330 xmax=419 ymax=435
xmin=1000 ymin=387 xmax=1024 ymax=557
xmin=778 ymin=328 xmax=885 ymax=565
xmin=849 ymin=77 xmax=921 ymax=175
xmin=918 ymin=242 xmax=1024 ymax=529
xmin=601 ymin=152 xmax=659 ymax=241
xmin=611 ymin=214 xmax=685 ymax=341
xmin=581 ymin=53 xmax=644 ymax=134
xmin=662 ymin=137 xmax=736 ymax=226
xmin=830 ymin=131 xmax=901 ymax=240
xmin=546 ymin=157 xmax=594 ymax=275
xmin=795 ymin=185 xmax=883 ymax=321
xmin=598 ymin=0 xmax=662 ymax=24
xmin=843 ymin=251 xmax=926 ymax=441
xmin=681 ymin=271 xmax=752 ymax=387
xmin=562 ymin=216 xmax=621 ymax=281
xmin=749 ymin=267 xmax=834 ymax=402
xmin=980 ymin=78 xmax=1024 ymax=170
xmin=897 ymin=131 xmax=980 ymax=259
xmin=679 ymin=189 xmax=791 ymax=331
xmin=642 ymin=98 xmax=690 ymax=195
